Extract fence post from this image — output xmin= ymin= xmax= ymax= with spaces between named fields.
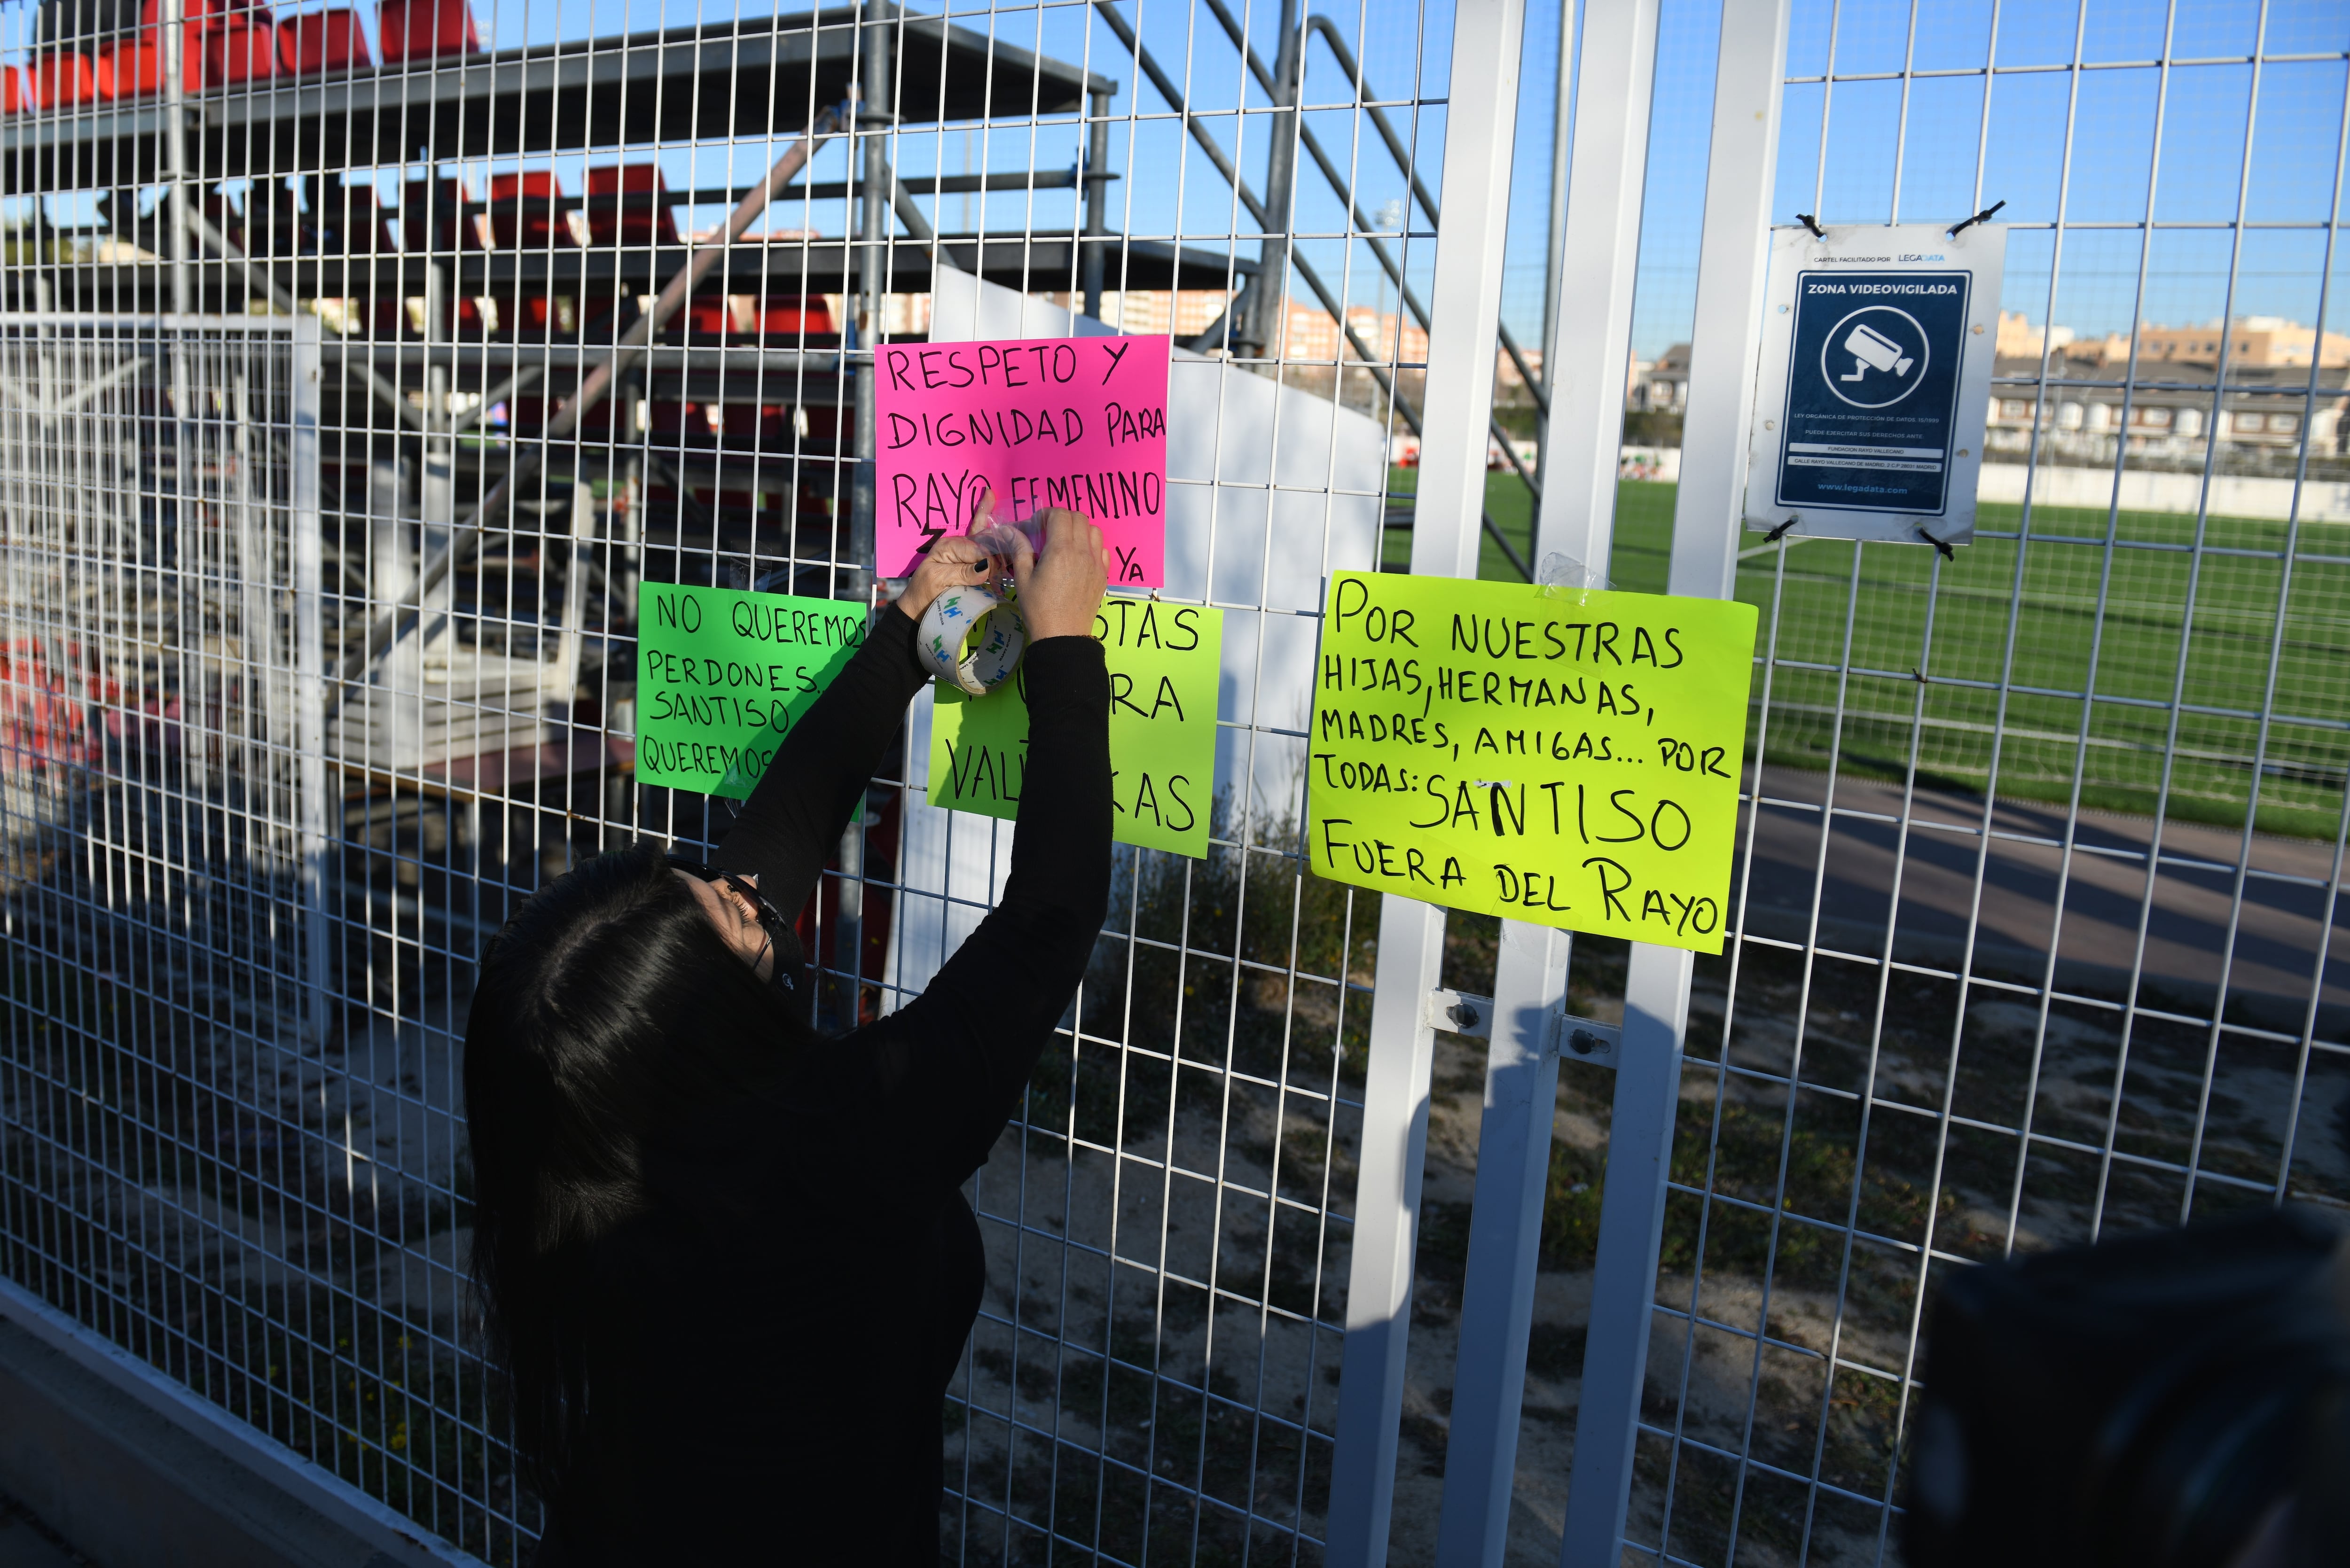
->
xmin=1434 ymin=0 xmax=1662 ymax=1560
xmin=1434 ymin=920 xmax=1570 ymax=1566
xmin=1324 ymin=0 xmax=1526 ymax=1560
xmin=1558 ymin=1 xmax=1790 ymax=1562
xmin=290 ymin=319 xmax=330 ymax=1045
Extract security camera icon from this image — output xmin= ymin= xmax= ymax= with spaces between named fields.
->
xmin=1840 ymin=322 xmax=1915 ymax=382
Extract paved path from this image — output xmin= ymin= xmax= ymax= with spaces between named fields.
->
xmin=1732 ymin=766 xmax=2348 ymax=1027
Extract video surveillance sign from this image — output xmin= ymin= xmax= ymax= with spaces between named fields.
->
xmin=1745 ymin=221 xmax=2006 ymax=547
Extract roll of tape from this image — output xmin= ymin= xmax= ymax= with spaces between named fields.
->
xmin=917 ymin=585 xmax=1028 ymax=696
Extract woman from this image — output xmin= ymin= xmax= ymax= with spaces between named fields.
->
xmin=464 ymin=509 xmax=1112 ymax=1564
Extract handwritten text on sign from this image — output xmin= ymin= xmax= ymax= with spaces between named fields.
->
xmin=876 ymin=335 xmax=1171 ymax=587
xmin=1308 ymin=573 xmax=1757 ymax=953
xmin=931 ymin=597 xmax=1221 ymax=858
xmin=635 ymin=584 xmax=864 ymax=800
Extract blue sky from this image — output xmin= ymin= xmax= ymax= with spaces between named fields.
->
xmin=1535 ymin=0 xmax=2350 ymax=360
xmin=863 ymin=0 xmax=2350 ymax=360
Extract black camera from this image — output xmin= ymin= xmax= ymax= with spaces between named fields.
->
xmin=1907 ymin=1205 xmax=2350 ymax=1568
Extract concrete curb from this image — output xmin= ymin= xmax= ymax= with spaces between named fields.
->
xmin=0 ymin=1280 xmax=488 ymax=1568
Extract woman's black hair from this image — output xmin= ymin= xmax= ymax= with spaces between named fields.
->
xmin=463 ymin=840 xmax=801 ymax=1515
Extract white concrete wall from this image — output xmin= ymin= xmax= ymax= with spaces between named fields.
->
xmin=1621 ymin=450 xmax=2344 ymax=522
xmin=1973 ymin=461 xmax=2350 ymax=522
xmin=1612 ymin=448 xmax=2348 ymax=521
xmin=1384 ymin=440 xmax=1685 ymax=481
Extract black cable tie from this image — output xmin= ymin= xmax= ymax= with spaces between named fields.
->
xmin=1947 ymin=198 xmax=2006 ymax=239
xmin=1796 ymin=213 xmax=1826 ymax=240
xmin=1917 ymin=525 xmax=1956 ymax=560
xmin=1911 ymin=668 xmax=1930 ymax=685
xmin=1763 ymin=515 xmax=1801 ymax=543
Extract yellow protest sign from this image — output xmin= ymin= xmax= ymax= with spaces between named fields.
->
xmin=1308 ymin=572 xmax=1757 ymax=953
xmin=930 ymin=596 xmax=1222 ymax=858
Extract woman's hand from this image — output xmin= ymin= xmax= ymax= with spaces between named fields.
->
xmin=894 ymin=491 xmax=1009 ymax=623
xmin=1012 ymin=508 xmax=1109 ymax=642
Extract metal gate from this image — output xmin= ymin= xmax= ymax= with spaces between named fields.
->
xmin=1405 ymin=3 xmax=2350 ymax=1565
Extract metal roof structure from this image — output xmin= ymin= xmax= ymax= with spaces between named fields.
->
xmin=1 ymin=3 xmax=1113 ymax=187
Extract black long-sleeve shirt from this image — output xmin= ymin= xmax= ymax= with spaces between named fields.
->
xmin=536 ymin=606 xmax=1111 ymax=1566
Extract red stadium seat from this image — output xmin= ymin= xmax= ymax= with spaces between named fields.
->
xmin=276 ymin=9 xmax=368 ymax=74
xmin=582 ymin=164 xmax=678 ymax=246
xmin=103 ymin=0 xmax=271 ymax=98
xmin=33 ymin=53 xmax=103 ymax=109
xmin=136 ymin=0 xmax=271 ymax=38
xmin=98 ymin=36 xmax=200 ymax=97
xmin=673 ymin=297 xmax=731 ymax=340
xmin=487 ymin=171 xmax=569 ymax=248
xmin=501 ymin=294 xmax=569 ymax=335
xmin=207 ymin=15 xmax=277 ymax=82
xmin=737 ymin=295 xmax=833 ymax=338
xmin=377 ymin=0 xmax=479 ymax=62
xmin=1 ymin=67 xmax=26 ymax=114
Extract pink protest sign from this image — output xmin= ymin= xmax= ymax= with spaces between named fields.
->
xmin=875 ymin=335 xmax=1170 ymax=586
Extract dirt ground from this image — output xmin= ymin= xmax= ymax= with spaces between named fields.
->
xmin=943 ymin=892 xmax=2350 ymax=1566
xmin=11 ymin=794 xmax=2342 ymax=1568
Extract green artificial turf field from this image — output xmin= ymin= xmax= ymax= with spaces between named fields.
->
xmin=1384 ymin=471 xmax=2349 ymax=837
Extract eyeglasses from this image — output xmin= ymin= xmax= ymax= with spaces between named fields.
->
xmin=665 ymin=855 xmax=793 ymax=986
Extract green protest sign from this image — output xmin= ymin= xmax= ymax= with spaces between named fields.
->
xmin=634 ymin=583 xmax=866 ymax=798
xmin=1308 ymin=571 xmax=1757 ymax=953
xmin=930 ymin=596 xmax=1222 ymax=858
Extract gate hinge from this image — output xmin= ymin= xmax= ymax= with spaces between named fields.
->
xmin=1423 ymin=988 xmax=1492 ymax=1039
xmin=1424 ymin=990 xmax=1623 ymax=1068
xmin=1552 ymin=1014 xmax=1621 ymax=1068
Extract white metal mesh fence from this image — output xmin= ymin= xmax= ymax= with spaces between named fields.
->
xmin=1598 ymin=4 xmax=2350 ymax=1563
xmin=0 ymin=0 xmax=1437 ymax=1561
xmin=0 ymin=318 xmax=360 ymax=1520
xmin=0 ymin=1 xmax=2342 ymax=1565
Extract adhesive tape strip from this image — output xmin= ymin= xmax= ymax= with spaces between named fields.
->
xmin=917 ymin=585 xmax=1028 ymax=696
